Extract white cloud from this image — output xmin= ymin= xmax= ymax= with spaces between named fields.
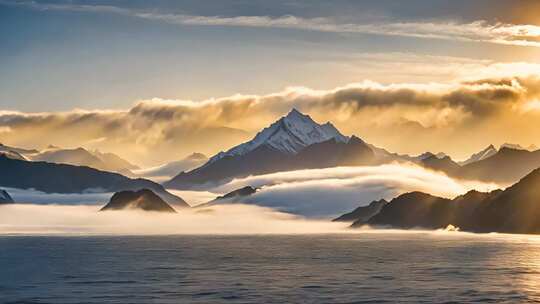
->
xmin=212 ymin=164 xmax=500 ymax=218
xmin=5 ymin=187 xmax=113 ymax=205
xmin=4 ymin=1 xmax=540 ymax=47
xmin=0 ymin=204 xmax=348 ymax=235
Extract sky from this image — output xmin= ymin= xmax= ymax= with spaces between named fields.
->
xmin=1 ymin=0 xmax=540 ymax=165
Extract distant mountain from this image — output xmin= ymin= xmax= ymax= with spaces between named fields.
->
xmin=367 ymin=144 xmax=452 ymax=166
xmin=459 ymin=145 xmax=497 ymax=165
xmin=0 ymin=189 xmax=14 ymax=204
xmin=134 ymin=153 xmax=208 ymax=181
xmin=404 ymin=146 xmax=540 ymax=185
xmin=0 ymin=155 xmax=188 ymax=207
xmin=355 ymin=167 xmax=540 ymax=234
xmin=367 ymin=145 xmax=540 ymax=185
xmin=415 ymin=152 xmax=448 ymax=162
xmin=165 ymin=109 xmax=375 ymax=189
xmin=0 ymin=143 xmax=139 ymax=175
xmin=92 ymin=150 xmax=140 ymax=171
xmin=457 ymin=147 xmax=540 ymax=184
xmin=333 ymin=199 xmax=388 ymax=223
xmin=459 ymin=143 xmax=539 ymax=166
xmin=0 ymin=143 xmax=38 ymax=155
xmin=500 ymin=143 xmax=537 ymax=151
xmin=0 ymin=150 xmax=27 ymax=161
xmin=366 ymin=144 xmax=406 ymax=163
xmin=419 ymin=154 xmax=461 ymax=176
xmin=30 ymin=147 xmax=138 ymax=175
xmin=0 ymin=143 xmax=32 ymax=160
xmin=32 ymin=147 xmax=105 ymax=169
xmin=100 ymin=189 xmax=176 ymax=212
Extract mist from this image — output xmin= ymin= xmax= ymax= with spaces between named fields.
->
xmin=5 ymin=187 xmax=112 ymax=205
xmin=2 ymin=203 xmax=535 ymax=238
xmin=212 ymin=164 xmax=501 ymax=217
xmin=0 ymin=204 xmax=348 ymax=235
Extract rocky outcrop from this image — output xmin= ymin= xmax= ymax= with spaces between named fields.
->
xmin=100 ymin=189 xmax=177 ymax=212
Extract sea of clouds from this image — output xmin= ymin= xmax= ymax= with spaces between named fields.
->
xmin=211 ymin=164 xmax=500 ymax=217
xmin=0 ymin=163 xmax=501 ymax=234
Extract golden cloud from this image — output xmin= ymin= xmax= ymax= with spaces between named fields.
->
xmin=1 ymin=64 xmax=540 ymax=165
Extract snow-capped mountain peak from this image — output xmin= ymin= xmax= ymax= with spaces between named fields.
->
xmin=207 ymin=109 xmax=349 ymax=164
xmin=460 ymin=144 xmax=497 ymax=165
xmin=413 ymin=151 xmax=448 ymax=162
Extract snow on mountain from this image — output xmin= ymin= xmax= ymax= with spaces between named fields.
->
xmin=0 ymin=150 xmax=27 ymax=161
xmin=366 ymin=144 xmax=454 ymax=164
xmin=500 ymin=143 xmax=538 ymax=151
xmin=501 ymin=143 xmax=526 ymax=150
xmin=207 ymin=109 xmax=349 ymax=164
xmin=460 ymin=145 xmax=497 ymax=165
xmin=413 ymin=152 xmax=448 ymax=162
xmin=460 ymin=143 xmax=539 ymax=166
xmin=0 ymin=143 xmax=38 ymax=155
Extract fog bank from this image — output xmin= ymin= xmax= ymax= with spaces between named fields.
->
xmin=213 ymin=164 xmax=500 ymax=217
xmin=0 ymin=204 xmax=347 ymax=235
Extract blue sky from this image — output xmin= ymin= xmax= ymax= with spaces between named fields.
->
xmin=2 ymin=0 xmax=540 ymax=111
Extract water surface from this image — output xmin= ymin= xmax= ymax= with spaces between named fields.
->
xmin=1 ymin=233 xmax=540 ymax=303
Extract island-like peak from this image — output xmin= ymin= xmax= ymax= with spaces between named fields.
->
xmin=100 ymin=189 xmax=177 ymax=213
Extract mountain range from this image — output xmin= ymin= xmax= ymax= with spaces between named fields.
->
xmin=4 ymin=108 xmax=540 ymax=220
xmin=164 ymin=109 xmax=540 ymax=189
xmin=417 ymin=146 xmax=540 ymax=184
xmin=344 ymin=167 xmax=540 ymax=234
xmin=0 ymin=143 xmax=139 ymax=175
xmin=31 ymin=147 xmax=140 ymax=176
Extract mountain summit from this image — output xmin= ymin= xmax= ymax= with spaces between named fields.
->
xmin=207 ymin=109 xmax=348 ymax=165
xmin=460 ymin=145 xmax=497 ymax=165
xmin=165 ymin=109 xmax=374 ymax=189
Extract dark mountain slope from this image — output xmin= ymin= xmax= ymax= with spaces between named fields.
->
xmin=356 ymin=168 xmax=540 ymax=234
xmin=0 ymin=189 xmax=14 ymax=203
xmin=165 ymin=138 xmax=375 ymax=189
xmin=0 ymin=155 xmax=188 ymax=207
xmin=215 ymin=186 xmax=257 ymax=200
xmin=458 ymin=147 xmax=540 ymax=184
xmin=420 ymin=155 xmax=461 ymax=176
xmin=164 ymin=109 xmax=375 ymax=190
xmin=333 ymin=199 xmax=388 ymax=223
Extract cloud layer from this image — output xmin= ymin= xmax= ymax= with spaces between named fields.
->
xmin=5 ymin=1 xmax=540 ymax=47
xmin=1 ymin=63 xmax=540 ymax=164
xmin=211 ymin=164 xmax=499 ymax=218
xmin=0 ymin=204 xmax=347 ymax=235
xmin=5 ymin=187 xmax=113 ymax=205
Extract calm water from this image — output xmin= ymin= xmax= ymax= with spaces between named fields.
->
xmin=2 ymin=233 xmax=540 ymax=303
